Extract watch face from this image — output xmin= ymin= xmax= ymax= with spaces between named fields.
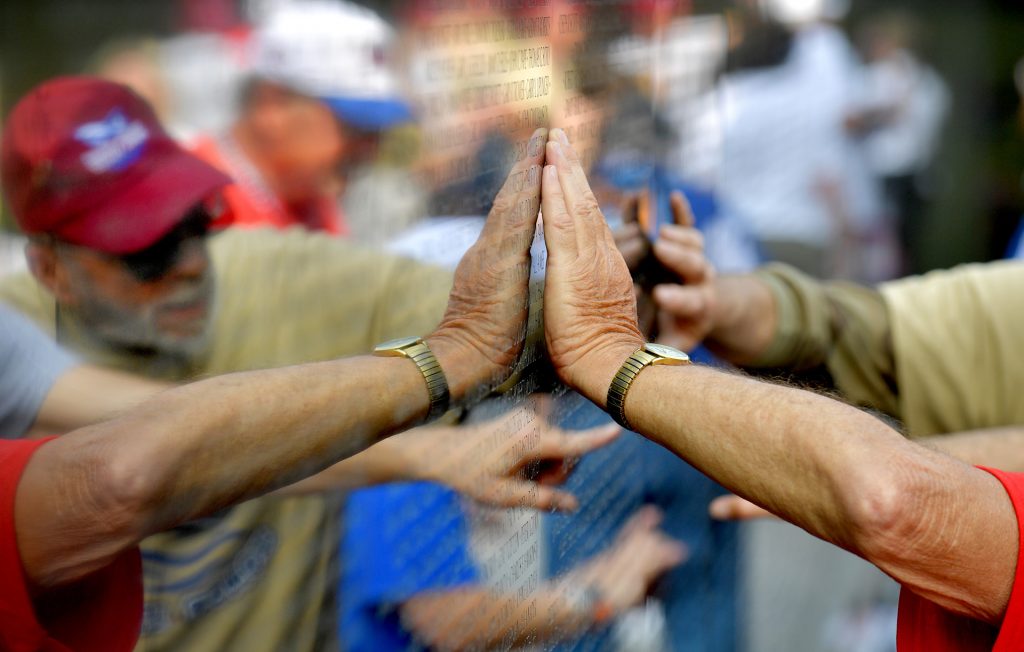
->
xmin=644 ymin=342 xmax=690 ymax=363
xmin=374 ymin=336 xmax=422 ymax=353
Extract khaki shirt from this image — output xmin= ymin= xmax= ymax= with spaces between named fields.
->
xmin=751 ymin=261 xmax=1024 ymax=438
xmin=0 ymin=228 xmax=454 ymax=651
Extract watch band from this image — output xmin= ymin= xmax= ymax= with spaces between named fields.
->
xmin=373 ymin=337 xmax=450 ymax=422
xmin=606 ymin=343 xmax=690 ymax=431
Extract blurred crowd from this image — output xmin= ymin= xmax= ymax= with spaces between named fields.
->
xmin=1 ymin=0 xmax=1023 ymax=651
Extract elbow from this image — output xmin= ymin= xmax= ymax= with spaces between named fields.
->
xmin=842 ymin=464 xmax=923 ymax=569
xmin=90 ymin=442 xmax=162 ymax=543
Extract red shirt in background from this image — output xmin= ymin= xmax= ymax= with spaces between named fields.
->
xmin=896 ymin=466 xmax=1024 ymax=650
xmin=191 ymin=135 xmax=347 ymax=236
xmin=0 ymin=437 xmax=143 ymax=652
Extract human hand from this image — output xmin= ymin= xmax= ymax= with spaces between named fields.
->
xmin=540 ymin=129 xmax=645 ymax=404
xmin=708 ymin=494 xmax=777 ymax=521
xmin=429 ymin=129 xmax=546 ymax=402
xmin=404 ymin=396 xmax=620 ymax=512
xmin=651 ymin=192 xmax=717 ymax=352
xmin=574 ymin=506 xmax=687 ymax=615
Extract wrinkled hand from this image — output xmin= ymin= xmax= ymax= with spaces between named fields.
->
xmin=429 ymin=129 xmax=546 ymax=402
xmin=407 ymin=396 xmax=620 ymax=512
xmin=651 ymin=192 xmax=717 ymax=352
xmin=709 ymin=494 xmax=776 ymax=521
xmin=574 ymin=506 xmax=687 ymax=614
xmin=540 ymin=129 xmax=645 ymax=403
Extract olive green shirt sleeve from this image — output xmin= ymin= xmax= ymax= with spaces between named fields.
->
xmin=881 ymin=261 xmax=1024 ymax=438
xmin=747 ymin=263 xmax=900 ymax=421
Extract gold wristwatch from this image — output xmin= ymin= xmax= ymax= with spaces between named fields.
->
xmin=373 ymin=336 xmax=450 ymax=422
xmin=606 ymin=343 xmax=690 ymax=431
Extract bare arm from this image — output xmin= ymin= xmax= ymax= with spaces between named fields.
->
xmin=30 ymin=365 xmax=168 ymax=434
xmin=540 ymin=129 xmax=1018 ymax=625
xmin=712 ymin=426 xmax=1024 ymax=520
xmin=924 ymin=427 xmax=1024 ymax=472
xmin=400 ymin=588 xmax=591 ymax=651
xmin=16 ymin=349 xmax=454 ymax=590
xmin=398 ymin=506 xmax=684 ymax=651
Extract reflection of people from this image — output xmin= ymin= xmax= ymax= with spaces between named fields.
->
xmin=192 ymin=0 xmax=413 ymax=234
xmin=343 ymin=462 xmax=683 ymax=650
xmin=717 ymin=1 xmax=883 ymax=279
xmin=0 ymin=76 xmax=531 ymax=651
xmin=540 ymin=128 xmax=1024 ymax=649
xmin=1 ymin=122 xmax=563 ymax=650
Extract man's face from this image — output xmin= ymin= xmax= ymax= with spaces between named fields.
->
xmin=48 ymin=216 xmax=215 ymax=357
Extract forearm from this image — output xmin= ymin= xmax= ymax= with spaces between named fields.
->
xmin=925 ymin=427 xmax=1024 ymax=472
xmin=33 ymin=365 xmax=169 ymax=433
xmin=16 ymin=345 xmax=460 ymax=588
xmin=581 ymin=358 xmax=1015 ymax=622
xmin=401 ymin=586 xmax=591 ymax=651
xmin=621 ymin=364 xmax=899 ymax=546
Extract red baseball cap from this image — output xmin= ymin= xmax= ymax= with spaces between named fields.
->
xmin=1 ymin=76 xmax=231 ymax=254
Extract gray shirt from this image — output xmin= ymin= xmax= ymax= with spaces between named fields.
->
xmin=1 ymin=302 xmax=77 ymax=438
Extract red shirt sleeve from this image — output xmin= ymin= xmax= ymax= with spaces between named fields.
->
xmin=895 ymin=466 xmax=1024 ymax=651
xmin=983 ymin=467 xmax=1024 ymax=650
xmin=0 ymin=437 xmax=143 ymax=652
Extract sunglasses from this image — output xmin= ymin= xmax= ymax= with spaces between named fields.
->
xmin=114 ymin=205 xmax=213 ymax=282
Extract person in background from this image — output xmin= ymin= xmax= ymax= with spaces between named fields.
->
xmin=192 ymin=0 xmax=413 ymax=235
xmin=0 ymin=75 xmax=543 ymax=651
xmin=716 ymin=0 xmax=884 ymax=280
xmin=846 ymin=10 xmax=950 ymax=275
xmin=0 ymin=137 xmax=590 ymax=649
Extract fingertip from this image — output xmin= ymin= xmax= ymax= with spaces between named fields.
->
xmin=708 ymin=497 xmax=730 ymax=520
xmin=543 ymin=164 xmax=558 ymax=184
xmin=547 ymin=140 xmax=566 ymax=166
xmin=555 ymin=492 xmax=579 ymax=513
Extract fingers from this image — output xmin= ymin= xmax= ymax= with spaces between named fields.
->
xmin=708 ymin=495 xmax=776 ymax=521
xmin=653 ymin=238 xmax=710 ymax=283
xmin=669 ymin=190 xmax=695 ymax=228
xmin=543 ymin=422 xmax=620 ymax=459
xmin=477 ymin=477 xmax=579 ymax=513
xmin=653 ymin=284 xmax=708 ymax=318
xmin=618 ymin=504 xmax=664 ymax=538
xmin=547 ymin=129 xmax=593 ymax=214
xmin=540 ymin=163 xmax=578 ymax=261
xmin=483 ymin=128 xmax=546 ymax=239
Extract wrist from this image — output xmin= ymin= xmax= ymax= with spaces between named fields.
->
xmin=564 ymin=341 xmax=643 ymax=408
xmin=425 ymin=332 xmax=488 ymax=406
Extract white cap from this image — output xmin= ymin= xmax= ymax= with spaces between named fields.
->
xmin=762 ymin=0 xmax=851 ymax=25
xmin=250 ymin=0 xmax=412 ymax=130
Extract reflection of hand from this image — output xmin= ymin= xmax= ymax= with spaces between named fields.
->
xmin=540 ymin=129 xmax=645 ymax=404
xmin=405 ymin=396 xmax=620 ymax=512
xmin=651 ymin=192 xmax=717 ymax=352
xmin=429 ymin=128 xmax=546 ymax=402
xmin=576 ymin=506 xmax=687 ymax=615
xmin=709 ymin=494 xmax=776 ymax=521
xmin=612 ymin=193 xmax=650 ymax=271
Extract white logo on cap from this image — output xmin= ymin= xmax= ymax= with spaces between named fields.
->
xmin=74 ymin=109 xmax=150 ymax=173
